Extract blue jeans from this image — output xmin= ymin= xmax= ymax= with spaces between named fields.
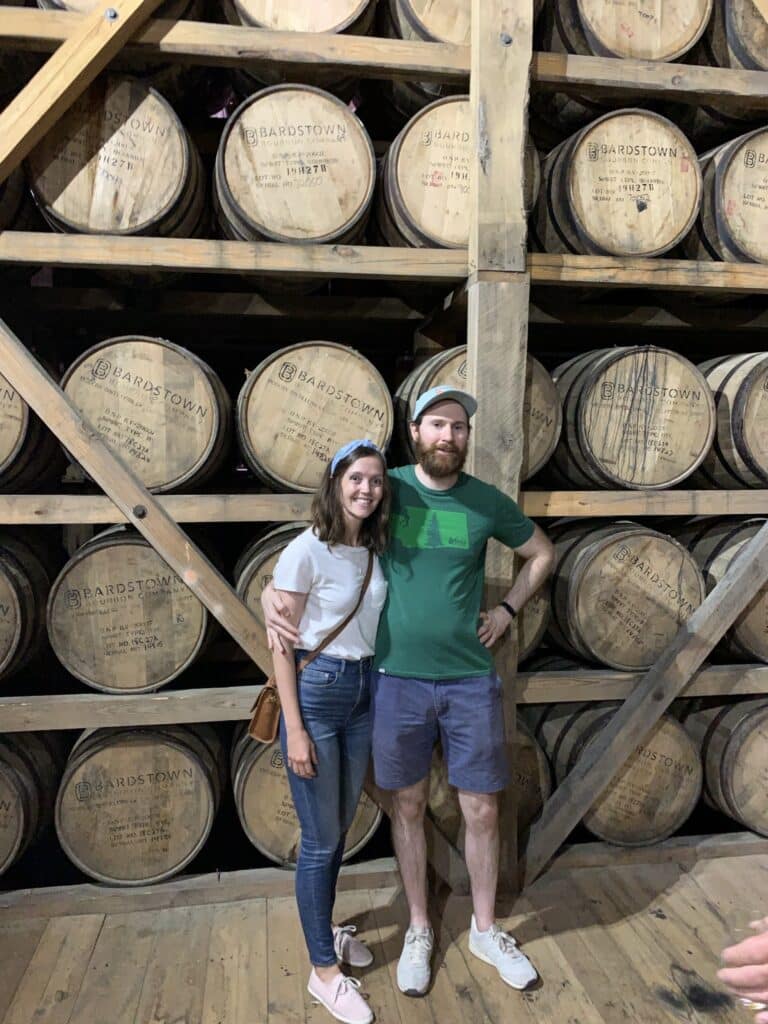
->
xmin=280 ymin=651 xmax=373 ymax=967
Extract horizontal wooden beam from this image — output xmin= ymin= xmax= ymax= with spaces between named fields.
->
xmin=529 ymin=253 xmax=768 ymax=294
xmin=517 ymin=664 xmax=768 ymax=704
xmin=532 ymin=51 xmax=768 ymax=109
xmin=0 ymin=858 xmax=400 ymax=920
xmin=0 ymin=233 xmax=466 ymax=281
xmin=0 ymin=9 xmax=468 ymax=81
xmin=3 ymin=235 xmax=768 ymax=293
xmin=1 ymin=663 xmax=765 ymax=732
xmin=0 ymin=491 xmax=764 ymax=524
xmin=3 ymin=12 xmax=768 ymax=109
xmin=546 ymin=832 xmax=768 ymax=876
xmin=522 ymin=490 xmax=768 ymax=518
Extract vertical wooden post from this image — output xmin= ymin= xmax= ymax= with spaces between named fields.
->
xmin=466 ymin=0 xmax=534 ymax=891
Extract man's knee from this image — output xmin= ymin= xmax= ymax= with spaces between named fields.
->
xmin=391 ymin=780 xmax=429 ymax=826
xmin=459 ymin=791 xmax=499 ymax=835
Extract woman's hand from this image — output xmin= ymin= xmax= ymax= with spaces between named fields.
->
xmin=261 ymin=582 xmax=302 ymax=653
xmin=477 ymin=606 xmax=514 ymax=648
xmin=286 ymin=727 xmax=318 ymax=779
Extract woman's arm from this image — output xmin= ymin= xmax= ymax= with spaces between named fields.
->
xmin=271 ymin=589 xmax=317 ymax=779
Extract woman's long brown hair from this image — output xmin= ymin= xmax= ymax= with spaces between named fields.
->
xmin=311 ymin=446 xmax=390 ymax=555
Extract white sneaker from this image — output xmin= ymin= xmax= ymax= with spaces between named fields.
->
xmin=396 ymin=925 xmax=434 ymax=997
xmin=333 ymin=924 xmax=374 ymax=968
xmin=468 ymin=915 xmax=538 ymax=990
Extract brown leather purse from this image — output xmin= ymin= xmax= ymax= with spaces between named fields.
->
xmin=248 ymin=551 xmax=374 ymax=743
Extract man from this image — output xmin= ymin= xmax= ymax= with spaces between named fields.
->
xmin=264 ymin=385 xmax=555 ymax=997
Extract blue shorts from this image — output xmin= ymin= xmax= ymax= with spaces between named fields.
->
xmin=371 ymin=671 xmax=509 ymax=793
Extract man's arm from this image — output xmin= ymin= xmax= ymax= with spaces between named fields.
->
xmin=261 ymin=579 xmax=301 ymax=653
xmin=478 ymin=524 xmax=555 ymax=649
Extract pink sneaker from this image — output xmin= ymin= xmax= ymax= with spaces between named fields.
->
xmin=307 ymin=969 xmax=373 ymax=1024
xmin=333 ymin=924 xmax=374 ymax=967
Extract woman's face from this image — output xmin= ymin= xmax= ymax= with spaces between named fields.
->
xmin=339 ymin=455 xmax=385 ymax=525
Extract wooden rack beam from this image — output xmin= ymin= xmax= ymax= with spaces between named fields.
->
xmin=0 ymin=0 xmax=163 ymax=184
xmin=0 ymin=233 xmax=466 ymax=281
xmin=4 ymin=235 xmax=768 ymax=293
xmin=0 ymin=9 xmax=468 ymax=82
xmin=1 ymin=663 xmax=764 ymax=733
xmin=3 ymin=10 xmax=768 ymax=110
xmin=0 ymin=490 xmax=765 ymax=524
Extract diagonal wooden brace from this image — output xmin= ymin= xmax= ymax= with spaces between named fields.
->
xmin=521 ymin=517 xmax=768 ymax=886
xmin=0 ymin=0 xmax=164 ymax=185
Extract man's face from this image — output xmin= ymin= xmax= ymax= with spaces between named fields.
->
xmin=410 ymin=400 xmax=470 ymax=478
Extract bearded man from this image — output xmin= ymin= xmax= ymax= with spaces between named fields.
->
xmin=264 ymin=386 xmax=555 ymax=999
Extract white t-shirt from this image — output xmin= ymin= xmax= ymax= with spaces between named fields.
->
xmin=272 ymin=528 xmax=388 ymax=658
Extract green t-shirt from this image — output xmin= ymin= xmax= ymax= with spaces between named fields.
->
xmin=374 ymin=465 xmax=535 ymax=680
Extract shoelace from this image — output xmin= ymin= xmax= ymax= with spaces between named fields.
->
xmin=333 ymin=976 xmax=364 ymax=1003
xmin=405 ymin=931 xmax=433 ymax=963
xmin=334 ymin=924 xmax=358 ymax=954
xmin=490 ymin=928 xmax=524 ymax=959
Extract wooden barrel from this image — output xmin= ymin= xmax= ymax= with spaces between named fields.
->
xmin=61 ymin=336 xmax=231 ymax=493
xmin=677 ymin=518 xmax=768 ymax=662
xmin=529 ymin=703 xmax=702 ymax=845
xmin=680 ymin=698 xmax=768 ymax=836
xmin=701 ymin=0 xmax=768 ymax=71
xmin=27 ymin=75 xmax=207 ymax=239
xmin=548 ymin=522 xmax=706 ymax=671
xmin=213 ymin=85 xmax=375 ymax=247
xmin=545 ymin=0 xmax=712 ymax=61
xmin=0 ymin=732 xmax=62 ymax=877
xmin=231 ymin=725 xmax=382 ymax=865
xmin=395 ymin=346 xmax=561 ymax=481
xmin=56 ymin=725 xmax=224 ymax=885
xmin=0 ymin=369 xmax=67 ymax=492
xmin=684 ymin=128 xmax=768 ymax=265
xmin=376 ymin=97 xmax=540 ymax=248
xmin=223 ymin=0 xmax=375 ymax=96
xmin=428 ymin=717 xmax=551 ymax=845
xmin=47 ymin=527 xmax=213 ymax=693
xmin=532 ymin=109 xmax=702 ymax=257
xmin=0 ymin=532 xmax=55 ymax=682
xmin=236 ymin=341 xmax=393 ymax=492
xmin=550 ymin=347 xmax=716 ymax=490
xmin=235 ymin=524 xmax=308 ymax=632
xmin=695 ymin=354 xmax=768 ymax=487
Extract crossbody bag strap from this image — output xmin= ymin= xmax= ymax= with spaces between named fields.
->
xmin=297 ymin=550 xmax=374 ymax=672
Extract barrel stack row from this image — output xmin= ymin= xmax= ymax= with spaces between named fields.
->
xmin=2 ymin=512 xmax=768 ymax=695
xmin=0 ymin=335 xmax=562 ymax=494
xmin=8 ymin=692 xmax=765 ymax=884
xmin=0 ymin=724 xmax=381 ymax=884
xmin=4 ymin=67 xmax=768 ymax=274
xmin=10 ymin=337 xmax=768 ymax=496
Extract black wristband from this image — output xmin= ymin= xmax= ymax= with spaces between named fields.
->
xmin=500 ymin=600 xmax=518 ymax=619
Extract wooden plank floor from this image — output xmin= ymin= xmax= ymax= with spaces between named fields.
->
xmin=2 ymin=851 xmax=766 ymax=1023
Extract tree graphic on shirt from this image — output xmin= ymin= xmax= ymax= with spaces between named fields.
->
xmin=426 ymin=512 xmax=443 ymax=548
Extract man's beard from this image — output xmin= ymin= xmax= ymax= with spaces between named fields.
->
xmin=413 ymin=439 xmax=467 ymax=478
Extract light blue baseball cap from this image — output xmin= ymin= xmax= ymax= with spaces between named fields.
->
xmin=412 ymin=385 xmax=477 ymax=422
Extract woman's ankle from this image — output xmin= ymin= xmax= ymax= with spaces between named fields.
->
xmin=313 ymin=963 xmax=342 ymax=984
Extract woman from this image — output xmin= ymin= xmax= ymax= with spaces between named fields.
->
xmin=271 ymin=439 xmax=390 ymax=1024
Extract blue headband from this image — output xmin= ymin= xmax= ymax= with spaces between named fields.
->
xmin=330 ymin=439 xmax=384 ymax=476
